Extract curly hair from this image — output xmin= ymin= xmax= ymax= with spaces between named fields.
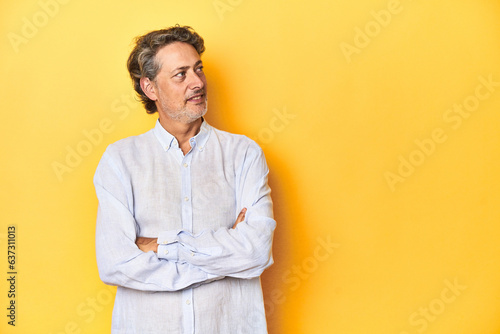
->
xmin=127 ymin=25 xmax=205 ymax=114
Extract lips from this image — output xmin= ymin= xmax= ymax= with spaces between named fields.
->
xmin=186 ymin=93 xmax=205 ymax=103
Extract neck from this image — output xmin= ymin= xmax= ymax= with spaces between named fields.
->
xmin=159 ymin=117 xmax=203 ymax=154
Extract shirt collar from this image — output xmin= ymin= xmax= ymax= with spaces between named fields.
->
xmin=153 ymin=118 xmax=211 ymax=152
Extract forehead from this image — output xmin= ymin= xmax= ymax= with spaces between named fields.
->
xmin=155 ymin=42 xmax=201 ymax=71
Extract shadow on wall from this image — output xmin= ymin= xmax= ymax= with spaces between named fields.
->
xmin=205 ymin=61 xmax=308 ymax=334
xmin=262 ymin=158 xmax=297 ymax=334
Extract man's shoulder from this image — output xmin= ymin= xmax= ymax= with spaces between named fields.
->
xmin=103 ymin=128 xmax=155 ymax=157
xmin=209 ymin=126 xmax=261 ymax=152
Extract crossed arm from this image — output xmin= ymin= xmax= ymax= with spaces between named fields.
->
xmin=135 ymin=208 xmax=247 ymax=253
xmin=95 ymin=142 xmax=275 ymax=291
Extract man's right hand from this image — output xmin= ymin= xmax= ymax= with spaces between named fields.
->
xmin=135 ymin=237 xmax=159 ymax=253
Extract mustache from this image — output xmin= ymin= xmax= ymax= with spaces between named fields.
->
xmin=186 ymin=89 xmax=206 ymax=100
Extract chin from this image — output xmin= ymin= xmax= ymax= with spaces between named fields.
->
xmin=187 ymin=102 xmax=208 ymax=122
xmin=176 ymin=108 xmax=207 ymax=124
xmin=163 ymin=100 xmax=208 ymax=124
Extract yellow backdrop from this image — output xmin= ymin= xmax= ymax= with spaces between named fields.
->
xmin=1 ymin=0 xmax=500 ymax=333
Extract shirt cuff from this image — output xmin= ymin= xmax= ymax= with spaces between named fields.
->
xmin=158 ymin=230 xmax=182 ymax=244
xmin=157 ymin=243 xmax=179 ymax=261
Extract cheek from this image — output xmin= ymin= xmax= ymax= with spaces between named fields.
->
xmin=164 ymin=90 xmax=185 ymax=105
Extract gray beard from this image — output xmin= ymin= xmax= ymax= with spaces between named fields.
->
xmin=164 ymin=99 xmax=208 ymax=124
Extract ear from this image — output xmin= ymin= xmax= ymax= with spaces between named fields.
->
xmin=140 ymin=77 xmax=158 ymax=101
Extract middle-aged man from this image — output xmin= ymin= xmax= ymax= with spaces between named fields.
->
xmin=94 ymin=25 xmax=276 ymax=333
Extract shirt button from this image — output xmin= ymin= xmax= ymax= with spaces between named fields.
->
xmin=183 ymin=163 xmax=188 ymax=168
xmin=184 ymin=197 xmax=189 ymax=201
xmin=186 ymin=299 xmax=191 ymax=305
xmin=164 ymin=250 xmax=169 ymax=255
xmin=191 ymin=252 xmax=195 ymax=256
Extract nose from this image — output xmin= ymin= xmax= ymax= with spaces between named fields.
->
xmin=187 ymin=70 xmax=205 ymax=91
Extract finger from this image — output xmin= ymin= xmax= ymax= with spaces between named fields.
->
xmin=136 ymin=237 xmax=148 ymax=244
xmin=232 ymin=208 xmax=247 ymax=228
xmin=135 ymin=237 xmax=156 ymax=245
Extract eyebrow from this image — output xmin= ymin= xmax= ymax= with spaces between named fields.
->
xmin=170 ymin=60 xmax=203 ymax=74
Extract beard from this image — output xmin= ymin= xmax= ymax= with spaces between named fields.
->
xmin=161 ymin=96 xmax=208 ymax=124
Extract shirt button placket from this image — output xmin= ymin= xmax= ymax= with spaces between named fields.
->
xmin=181 ymin=145 xmax=195 ymax=333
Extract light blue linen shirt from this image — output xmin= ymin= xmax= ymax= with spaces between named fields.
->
xmin=94 ymin=119 xmax=275 ymax=334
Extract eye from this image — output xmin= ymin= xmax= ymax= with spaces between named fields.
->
xmin=175 ymin=71 xmax=186 ymax=78
xmin=196 ymin=66 xmax=204 ymax=72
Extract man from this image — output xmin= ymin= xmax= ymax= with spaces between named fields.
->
xmin=94 ymin=25 xmax=276 ymax=333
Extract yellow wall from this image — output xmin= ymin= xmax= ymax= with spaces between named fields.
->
xmin=1 ymin=0 xmax=500 ymax=333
